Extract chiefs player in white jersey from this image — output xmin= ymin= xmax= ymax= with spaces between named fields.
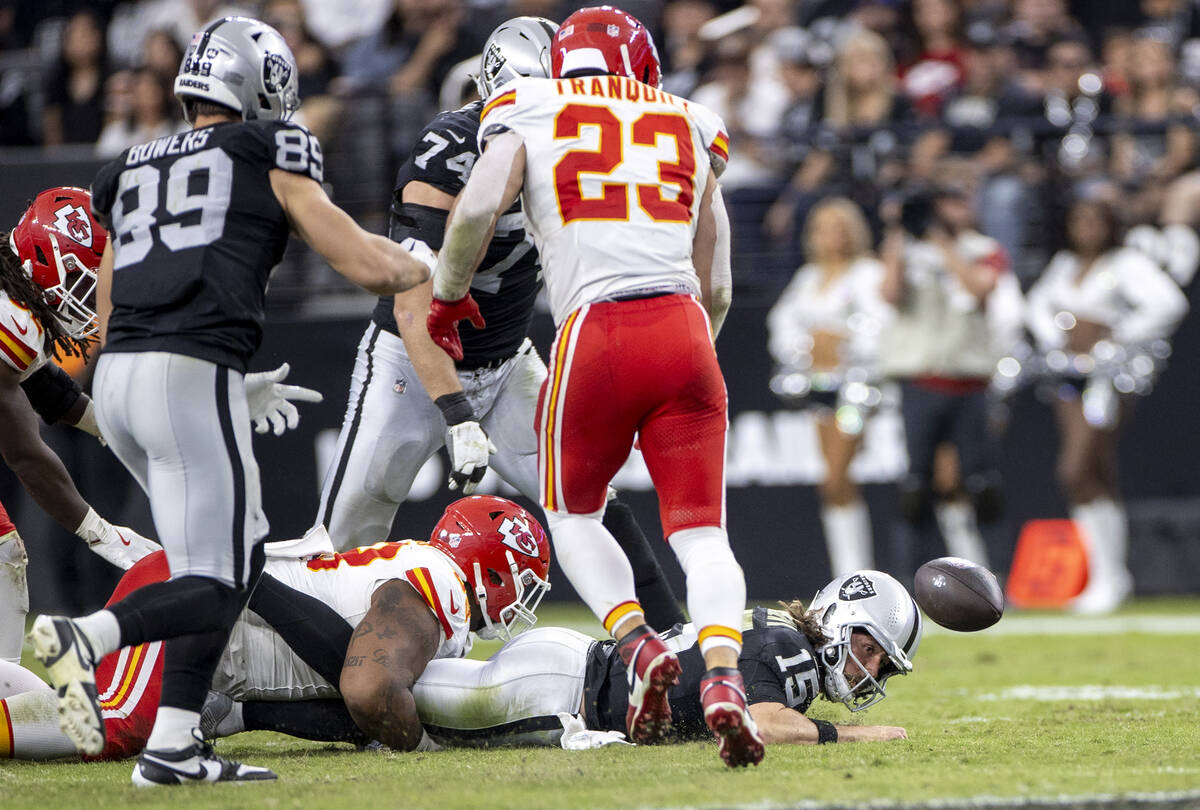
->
xmin=0 ymin=495 xmax=551 ymax=760
xmin=425 ymin=6 xmax=761 ymax=768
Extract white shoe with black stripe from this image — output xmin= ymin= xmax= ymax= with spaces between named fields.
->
xmin=132 ymin=732 xmax=276 ymax=786
xmin=27 ymin=614 xmax=105 ymax=756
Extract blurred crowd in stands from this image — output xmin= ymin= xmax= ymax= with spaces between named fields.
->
xmin=4 ymin=0 xmax=1200 ymax=293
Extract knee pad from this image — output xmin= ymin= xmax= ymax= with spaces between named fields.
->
xmin=897 ymin=476 xmax=935 ymax=525
xmin=965 ymin=472 xmax=1005 ymax=524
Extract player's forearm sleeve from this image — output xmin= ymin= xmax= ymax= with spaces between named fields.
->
xmin=20 ymin=363 xmax=83 ymax=425
xmin=248 ymin=573 xmax=354 ymax=688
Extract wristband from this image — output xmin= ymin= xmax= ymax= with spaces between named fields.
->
xmin=75 ymin=506 xmax=107 ymax=544
xmin=435 ymin=391 xmax=475 ymax=426
xmin=813 ymin=718 xmax=838 ymax=744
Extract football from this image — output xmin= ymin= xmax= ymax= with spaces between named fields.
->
xmin=914 ymin=557 xmax=1004 ymax=631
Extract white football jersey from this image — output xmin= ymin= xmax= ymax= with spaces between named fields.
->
xmin=479 ymin=76 xmax=730 ymax=325
xmin=215 ymin=540 xmax=473 ymax=700
xmin=0 ymin=290 xmax=51 ymax=380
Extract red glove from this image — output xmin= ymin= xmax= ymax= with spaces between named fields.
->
xmin=427 ymin=294 xmax=486 ymax=361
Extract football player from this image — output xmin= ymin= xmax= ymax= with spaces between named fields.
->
xmin=1 ymin=495 xmax=550 ymax=762
xmin=312 ymin=16 xmax=684 ymax=632
xmin=425 ymin=6 xmax=753 ymax=766
xmin=27 ymin=16 xmax=433 ymax=786
xmin=198 ymin=571 xmax=919 ymax=751
xmin=1 ymin=188 xmax=160 ymax=664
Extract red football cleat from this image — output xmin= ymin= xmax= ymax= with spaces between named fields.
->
xmin=617 ymin=625 xmax=681 ymax=744
xmin=700 ymin=667 xmax=764 ymax=767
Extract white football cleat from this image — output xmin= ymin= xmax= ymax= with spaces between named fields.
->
xmin=27 ymin=614 xmax=105 ymax=756
xmin=133 ymin=733 xmax=276 ymax=786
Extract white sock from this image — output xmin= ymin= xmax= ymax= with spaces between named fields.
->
xmin=0 ymin=659 xmax=49 ymax=698
xmin=669 ymin=526 xmax=745 ymax=656
xmin=544 ymin=512 xmax=641 ymax=636
xmin=821 ymin=501 xmax=874 ymax=576
xmin=73 ymin=609 xmax=122 ymax=660
xmin=1 ymin=690 xmax=78 ymax=759
xmin=935 ymin=501 xmax=989 ymax=568
xmin=145 ymin=706 xmax=201 ymax=752
xmin=1073 ymin=499 xmax=1130 ymax=585
xmin=0 ymin=532 xmax=29 ymax=665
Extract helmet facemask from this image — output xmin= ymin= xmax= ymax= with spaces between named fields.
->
xmin=818 ymin=624 xmax=910 ymax=712
xmin=471 ymin=549 xmax=551 ymax=641
xmin=8 ymin=227 xmax=98 ymax=340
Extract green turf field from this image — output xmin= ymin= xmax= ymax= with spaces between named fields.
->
xmin=5 ymin=600 xmax=1200 ymax=809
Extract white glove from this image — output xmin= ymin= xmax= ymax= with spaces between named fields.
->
xmin=75 ymin=507 xmax=160 ymax=570
xmin=245 ymin=362 xmax=324 ymax=436
xmin=399 ymin=237 xmax=438 ymax=276
xmin=446 ymin=421 xmax=497 ymax=495
xmin=557 ymin=712 xmax=634 ymax=750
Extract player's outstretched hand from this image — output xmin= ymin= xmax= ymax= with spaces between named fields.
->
xmin=86 ymin=523 xmax=160 ymax=570
xmin=245 ymin=362 xmax=324 ymax=435
xmin=428 ymin=294 xmax=486 ymax=361
xmin=446 ymin=421 xmax=497 ymax=494
xmin=557 ymin=713 xmax=634 ymax=750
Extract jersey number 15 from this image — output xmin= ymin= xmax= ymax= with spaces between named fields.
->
xmin=553 ymin=104 xmax=697 ymax=225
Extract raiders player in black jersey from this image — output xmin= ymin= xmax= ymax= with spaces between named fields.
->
xmin=313 ymin=16 xmax=683 ymax=631
xmin=28 ymin=17 xmax=431 ymax=787
xmin=202 ymin=570 xmax=920 ymax=750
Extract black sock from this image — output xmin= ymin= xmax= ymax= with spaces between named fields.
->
xmin=108 ymin=575 xmax=243 ymax=647
xmin=242 ymin=699 xmax=369 ymax=745
xmin=248 ymin=573 xmax=354 ymax=687
xmin=604 ymin=500 xmax=685 ymax=631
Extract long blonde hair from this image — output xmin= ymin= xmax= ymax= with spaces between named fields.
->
xmin=802 ymin=197 xmax=874 ymax=267
xmin=824 ymin=29 xmax=897 ymax=128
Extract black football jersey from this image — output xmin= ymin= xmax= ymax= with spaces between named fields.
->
xmin=589 ymin=608 xmax=824 ymax=739
xmin=372 ymin=100 xmax=540 ymax=367
xmin=91 ymin=120 xmax=323 ymax=372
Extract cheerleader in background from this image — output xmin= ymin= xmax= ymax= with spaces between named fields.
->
xmin=1026 ymin=199 xmax=1188 ymax=613
xmin=767 ymin=198 xmax=891 ymax=576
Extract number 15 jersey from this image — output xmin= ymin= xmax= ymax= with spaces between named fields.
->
xmin=91 ymin=120 xmax=323 ymax=372
xmin=479 ymin=76 xmax=729 ymax=326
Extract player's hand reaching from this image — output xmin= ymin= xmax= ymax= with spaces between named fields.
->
xmin=245 ymin=363 xmax=324 ymax=435
xmin=446 ymin=421 xmax=498 ymax=494
xmin=427 ymin=294 xmax=486 ymax=361
xmin=75 ymin=507 xmax=160 ymax=570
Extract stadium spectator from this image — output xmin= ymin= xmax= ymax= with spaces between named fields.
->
xmin=263 ymin=0 xmax=342 ymax=140
xmin=42 ymin=9 xmax=109 ymax=146
xmin=657 ymin=0 xmax=718 ymax=97
xmin=95 ymin=67 xmax=182 ymax=157
xmin=138 ymin=28 xmax=183 ymax=85
xmin=767 ymin=198 xmax=890 ymax=576
xmin=897 ymin=0 xmax=967 ymax=118
xmin=878 ymin=184 xmax=1009 ymax=579
xmin=1024 ymin=198 xmax=1188 ymax=614
xmin=1004 ymin=0 xmax=1089 ymax=92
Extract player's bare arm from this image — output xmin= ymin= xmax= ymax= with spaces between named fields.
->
xmin=96 ymin=240 xmax=114 ymax=345
xmin=691 ymin=171 xmax=732 ymax=337
xmin=0 ymin=363 xmax=90 ymax=530
xmin=747 ymin=702 xmax=907 ymax=744
xmin=391 ymin=181 xmax=467 ymax=401
xmin=270 ymin=169 xmax=432 ymax=296
xmin=432 ymin=131 xmax=526 ymax=303
xmin=339 ymin=579 xmax=442 ymax=751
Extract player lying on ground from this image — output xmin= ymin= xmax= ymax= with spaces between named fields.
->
xmin=197 ymin=570 xmax=920 ymax=749
xmin=1 ymin=496 xmax=549 ymax=760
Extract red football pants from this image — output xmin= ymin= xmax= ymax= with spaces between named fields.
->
xmin=536 ymin=294 xmax=728 ymax=536
xmin=0 ymin=498 xmax=14 ymax=537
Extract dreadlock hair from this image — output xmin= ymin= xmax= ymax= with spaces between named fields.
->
xmin=0 ymin=232 xmax=92 ymax=361
xmin=781 ymin=599 xmax=831 ymax=647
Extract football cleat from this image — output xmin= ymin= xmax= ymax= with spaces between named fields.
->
xmin=199 ymin=691 xmax=243 ymax=740
xmin=700 ymin=667 xmax=764 ymax=768
xmin=132 ymin=732 xmax=276 ymax=786
xmin=27 ymin=614 xmax=105 ymax=756
xmin=617 ymin=624 xmax=681 ymax=744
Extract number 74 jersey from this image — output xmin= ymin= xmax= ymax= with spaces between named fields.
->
xmin=479 ymin=76 xmax=729 ymax=326
xmin=90 ymin=119 xmax=324 ymax=372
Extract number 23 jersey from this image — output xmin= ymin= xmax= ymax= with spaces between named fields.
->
xmin=479 ymin=76 xmax=729 ymax=325
xmin=90 ymin=120 xmax=323 ymax=372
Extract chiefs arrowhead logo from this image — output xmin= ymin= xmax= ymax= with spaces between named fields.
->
xmin=53 ymin=203 xmax=93 ymax=248
xmin=497 ymin=516 xmax=538 ymax=557
xmin=839 ymin=574 xmax=877 ymax=601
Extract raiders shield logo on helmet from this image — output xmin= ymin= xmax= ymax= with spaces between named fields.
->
xmin=262 ymin=52 xmax=292 ymax=93
xmin=839 ymin=574 xmax=877 ymax=601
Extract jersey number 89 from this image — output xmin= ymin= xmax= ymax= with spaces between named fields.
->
xmin=553 ymin=104 xmax=696 ymax=225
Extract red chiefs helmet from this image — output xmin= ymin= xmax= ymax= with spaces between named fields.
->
xmin=551 ymin=5 xmax=662 ymax=88
xmin=9 ymin=187 xmax=106 ymax=339
xmin=428 ymin=495 xmax=551 ymax=641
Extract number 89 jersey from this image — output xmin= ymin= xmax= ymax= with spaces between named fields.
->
xmin=479 ymin=76 xmax=729 ymax=326
xmin=90 ymin=120 xmax=323 ymax=372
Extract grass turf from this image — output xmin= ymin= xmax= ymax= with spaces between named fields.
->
xmin=4 ymin=601 xmax=1199 ymax=809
